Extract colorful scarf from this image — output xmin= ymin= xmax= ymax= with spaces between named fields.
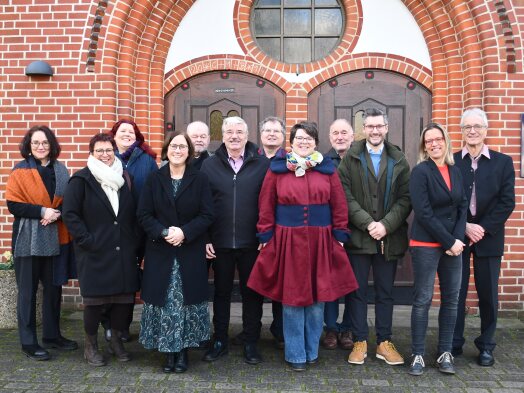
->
xmin=5 ymin=157 xmax=76 ymax=285
xmin=119 ymin=141 xmax=140 ymax=163
xmin=286 ymin=150 xmax=324 ymax=177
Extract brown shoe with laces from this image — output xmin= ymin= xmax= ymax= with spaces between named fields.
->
xmin=322 ymin=331 xmax=338 ymax=350
xmin=376 ymin=340 xmax=404 ymax=365
xmin=338 ymin=331 xmax=354 ymax=350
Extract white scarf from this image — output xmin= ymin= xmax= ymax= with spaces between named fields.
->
xmin=87 ymin=155 xmax=124 ymax=215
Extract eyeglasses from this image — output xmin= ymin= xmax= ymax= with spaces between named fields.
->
xmin=294 ymin=136 xmax=314 ymax=143
xmin=31 ymin=141 xmax=50 ymax=148
xmin=424 ymin=137 xmax=445 ymax=146
xmin=169 ymin=144 xmax=189 ymax=151
xmin=94 ymin=148 xmax=114 ymax=155
xmin=224 ymin=130 xmax=246 ymax=137
xmin=262 ymin=129 xmax=283 ymax=134
xmin=461 ymin=124 xmax=486 ymax=132
xmin=364 ymin=124 xmax=386 ymax=131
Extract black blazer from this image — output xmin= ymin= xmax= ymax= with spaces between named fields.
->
xmin=137 ymin=164 xmax=214 ymax=306
xmin=453 ymin=150 xmax=515 ymax=256
xmin=409 ymin=159 xmax=468 ymax=250
xmin=62 ymin=167 xmax=140 ymax=297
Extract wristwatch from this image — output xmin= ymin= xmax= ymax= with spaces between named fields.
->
xmin=161 ymin=228 xmax=169 ymax=237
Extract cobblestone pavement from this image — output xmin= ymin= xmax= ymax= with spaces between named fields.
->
xmin=0 ymin=305 xmax=523 ymax=393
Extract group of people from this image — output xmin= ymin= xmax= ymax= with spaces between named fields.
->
xmin=5 ymin=107 xmax=514 ymax=377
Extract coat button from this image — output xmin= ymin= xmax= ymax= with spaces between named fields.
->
xmin=303 ymin=220 xmax=308 ymax=224
xmin=114 ymin=221 xmax=118 ymax=225
xmin=303 ymin=206 xmax=308 ymax=211
xmin=116 ymin=246 xmax=120 ymax=251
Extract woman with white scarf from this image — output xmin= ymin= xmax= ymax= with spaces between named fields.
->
xmin=62 ymin=133 xmax=140 ymax=367
xmin=248 ymin=122 xmax=358 ymax=371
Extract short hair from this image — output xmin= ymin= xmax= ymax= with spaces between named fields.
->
xmin=20 ymin=125 xmax=61 ymax=162
xmin=222 ymin=116 xmax=248 ymax=135
xmin=108 ymin=119 xmax=157 ymax=159
xmin=161 ymin=131 xmax=194 ymax=165
xmin=289 ymin=122 xmax=319 ymax=146
xmin=418 ymin=122 xmax=455 ymax=165
xmin=89 ymin=133 xmax=117 ymax=154
xmin=460 ymin=108 xmax=488 ymax=128
xmin=259 ymin=116 xmax=285 ymax=136
xmin=187 ymin=121 xmax=210 ymax=135
xmin=329 ymin=118 xmax=353 ymax=134
xmin=362 ymin=108 xmax=388 ymax=125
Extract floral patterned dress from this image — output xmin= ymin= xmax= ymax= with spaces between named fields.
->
xmin=139 ymin=178 xmax=210 ymax=353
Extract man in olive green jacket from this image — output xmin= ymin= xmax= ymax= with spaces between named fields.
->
xmin=338 ymin=108 xmax=411 ymax=366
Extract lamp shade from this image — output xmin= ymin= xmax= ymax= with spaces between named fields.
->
xmin=25 ymin=61 xmax=54 ymax=76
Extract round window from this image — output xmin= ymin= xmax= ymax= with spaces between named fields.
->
xmin=251 ymin=0 xmax=344 ymax=64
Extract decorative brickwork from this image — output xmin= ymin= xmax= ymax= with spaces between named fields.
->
xmin=0 ymin=0 xmax=522 ymax=316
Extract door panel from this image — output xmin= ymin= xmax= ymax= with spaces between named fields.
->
xmin=308 ymin=70 xmax=432 ymax=304
xmin=165 ymin=72 xmax=285 ymax=152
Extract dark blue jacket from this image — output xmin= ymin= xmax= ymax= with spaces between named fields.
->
xmin=453 ymin=150 xmax=515 ymax=256
xmin=117 ymin=147 xmax=158 ymax=198
xmin=409 ymin=159 xmax=468 ymax=250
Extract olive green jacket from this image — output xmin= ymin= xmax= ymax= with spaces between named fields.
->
xmin=337 ymin=139 xmax=411 ymax=260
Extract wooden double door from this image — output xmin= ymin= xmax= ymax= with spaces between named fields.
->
xmin=165 ymin=70 xmax=432 ymax=304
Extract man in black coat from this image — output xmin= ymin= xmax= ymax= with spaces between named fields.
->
xmin=452 ymin=108 xmax=515 ymax=367
xmin=187 ymin=121 xmax=211 ymax=169
xmin=201 ymin=116 xmax=269 ymax=365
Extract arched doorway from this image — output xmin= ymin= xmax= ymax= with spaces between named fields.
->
xmin=308 ymin=69 xmax=432 ymax=304
xmin=165 ymin=71 xmax=286 ymax=151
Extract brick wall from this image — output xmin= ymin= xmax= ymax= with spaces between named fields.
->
xmin=1 ymin=0 xmax=522 ymax=316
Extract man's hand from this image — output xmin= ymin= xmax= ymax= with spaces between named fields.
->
xmin=465 ymin=222 xmax=485 ymax=244
xmin=206 ymin=243 xmax=216 ymax=259
xmin=367 ymin=221 xmax=387 ymax=240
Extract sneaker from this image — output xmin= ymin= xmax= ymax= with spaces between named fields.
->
xmin=408 ymin=355 xmax=425 ymax=376
xmin=347 ymin=341 xmax=367 ymax=365
xmin=338 ymin=331 xmax=354 ymax=350
xmin=436 ymin=352 xmax=455 ymax=374
xmin=376 ymin=340 xmax=404 ymax=365
xmin=322 ymin=331 xmax=338 ymax=350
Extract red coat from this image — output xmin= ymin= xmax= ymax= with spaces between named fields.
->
xmin=247 ymin=157 xmax=358 ymax=307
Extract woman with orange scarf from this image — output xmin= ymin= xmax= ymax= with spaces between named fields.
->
xmin=5 ymin=125 xmax=77 ymax=361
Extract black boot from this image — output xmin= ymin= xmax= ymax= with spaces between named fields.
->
xmin=162 ymin=353 xmax=176 ymax=373
xmin=84 ymin=335 xmax=106 ymax=367
xmin=108 ymin=330 xmax=131 ymax=362
xmin=174 ymin=348 xmax=188 ymax=373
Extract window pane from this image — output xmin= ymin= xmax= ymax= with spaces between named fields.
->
xmin=210 ymin=111 xmax=223 ymax=141
xmin=284 ymin=38 xmax=311 ymax=63
xmin=227 ymin=110 xmax=240 ymax=118
xmin=314 ymin=37 xmax=338 ymax=60
xmin=284 ymin=9 xmax=311 ymax=35
xmin=315 ymin=9 xmax=342 ymax=35
xmin=258 ymin=0 xmax=281 ymax=5
xmin=253 ymin=9 xmax=281 ymax=35
xmin=284 ymin=0 xmax=311 ymax=6
xmin=258 ymin=38 xmax=281 ymax=61
xmin=315 ymin=0 xmax=338 ymax=6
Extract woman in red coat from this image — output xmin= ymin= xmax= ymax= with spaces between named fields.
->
xmin=248 ymin=122 xmax=358 ymax=371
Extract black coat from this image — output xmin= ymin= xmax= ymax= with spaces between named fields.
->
xmin=137 ymin=164 xmax=214 ymax=306
xmin=453 ymin=150 xmax=515 ymax=256
xmin=409 ymin=159 xmax=468 ymax=250
xmin=62 ymin=167 xmax=140 ymax=297
xmin=200 ymin=142 xmax=269 ymax=249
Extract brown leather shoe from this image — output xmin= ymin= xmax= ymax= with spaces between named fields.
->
xmin=338 ymin=331 xmax=354 ymax=350
xmin=322 ymin=331 xmax=338 ymax=350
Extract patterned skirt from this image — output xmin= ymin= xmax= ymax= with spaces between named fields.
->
xmin=139 ymin=258 xmax=210 ymax=353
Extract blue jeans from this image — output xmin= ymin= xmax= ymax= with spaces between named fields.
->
xmin=324 ymin=296 xmax=352 ymax=332
xmin=410 ymin=247 xmax=462 ymax=355
xmin=283 ymin=303 xmax=324 ymax=363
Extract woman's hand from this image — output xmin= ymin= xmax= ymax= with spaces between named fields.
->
xmin=41 ymin=208 xmax=61 ymax=226
xmin=165 ymin=227 xmax=185 ymax=247
xmin=258 ymin=243 xmax=267 ymax=250
xmin=446 ymin=239 xmax=465 ymax=256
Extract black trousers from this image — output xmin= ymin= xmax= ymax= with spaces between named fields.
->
xmin=212 ymin=248 xmax=263 ymax=344
xmin=14 ymin=256 xmax=62 ymax=346
xmin=453 ymin=244 xmax=501 ymax=352
xmin=84 ymin=304 xmax=133 ymax=335
xmin=347 ymin=253 xmax=398 ymax=344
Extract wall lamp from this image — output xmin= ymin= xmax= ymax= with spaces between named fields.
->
xmin=25 ymin=61 xmax=54 ymax=77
